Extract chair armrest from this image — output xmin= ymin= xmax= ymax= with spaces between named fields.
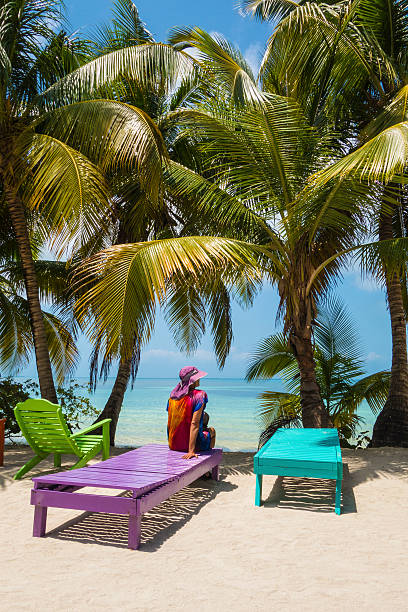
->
xmin=71 ymin=419 xmax=112 ymax=438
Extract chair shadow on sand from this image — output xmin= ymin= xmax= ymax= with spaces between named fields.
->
xmin=262 ymin=464 xmax=356 ymax=514
xmin=45 ymin=478 xmax=237 ymax=552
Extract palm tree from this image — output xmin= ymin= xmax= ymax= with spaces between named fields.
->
xmin=0 ymin=0 xmax=205 ymax=403
xmin=73 ymin=29 xmax=387 ymax=428
xmin=247 ymin=297 xmax=390 ymax=444
xmin=68 ymin=1 xmax=239 ymax=444
xmin=240 ymin=0 xmax=408 ymax=445
xmin=0 ymin=205 xmax=78 ymax=379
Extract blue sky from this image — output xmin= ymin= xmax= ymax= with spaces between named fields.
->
xmin=23 ymin=1 xmax=390 ymax=381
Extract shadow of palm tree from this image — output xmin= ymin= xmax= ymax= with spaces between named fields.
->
xmin=345 ymin=450 xmax=408 ymax=487
xmin=46 ymin=478 xmax=237 ymax=551
xmin=262 ymin=464 xmax=356 ymax=514
xmin=219 ymin=451 xmax=254 ymax=477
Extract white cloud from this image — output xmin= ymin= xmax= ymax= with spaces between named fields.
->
xmin=229 ymin=347 xmax=251 ymax=362
xmin=344 ymin=265 xmax=381 ymax=292
xmin=143 ymin=348 xmax=214 ymax=362
xmin=367 ymin=351 xmax=381 ymax=361
xmin=353 ymin=275 xmax=380 ymax=292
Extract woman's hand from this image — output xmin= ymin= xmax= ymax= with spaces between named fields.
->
xmin=182 ymin=451 xmax=198 ymax=460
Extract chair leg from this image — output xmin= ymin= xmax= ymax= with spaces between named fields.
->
xmin=14 ymin=454 xmax=47 ymax=480
xmin=33 ymin=505 xmax=48 ymax=537
xmin=128 ymin=514 xmax=141 ymax=550
xmin=54 ymin=453 xmax=61 ymax=468
xmin=335 ymin=479 xmax=342 ymax=515
xmin=211 ymin=465 xmax=219 ymax=481
xmin=255 ymin=474 xmax=262 ymax=506
xmin=102 ymin=424 xmax=110 ymax=461
xmin=70 ymin=448 xmax=98 ymax=470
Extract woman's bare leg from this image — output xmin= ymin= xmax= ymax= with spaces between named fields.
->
xmin=209 ymin=427 xmax=216 ymax=448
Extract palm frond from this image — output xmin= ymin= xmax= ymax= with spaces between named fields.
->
xmin=74 ymin=236 xmax=262 ymax=360
xmin=336 ymin=370 xmax=390 ymax=416
xmin=260 ymin=1 xmax=393 ymax=123
xmin=169 ymin=26 xmax=265 ymax=106
xmin=315 ymin=296 xmax=362 ymax=363
xmin=164 ymin=160 xmax=273 ymax=241
xmin=93 ymin=0 xmax=154 ymax=54
xmin=39 ymin=99 xmax=168 ymax=203
xmin=310 ymin=122 xmax=408 ymax=186
xmin=246 ymin=332 xmax=297 ymax=380
xmin=43 ymin=310 xmax=79 ymax=383
xmin=15 ymin=131 xmax=111 ymax=255
xmin=241 ymin=0 xmax=302 ymax=22
xmin=0 ymin=292 xmax=32 ymax=372
xmin=257 ymin=391 xmax=301 ymax=449
xmin=164 ymin=280 xmax=206 ymax=354
xmin=41 ymin=43 xmax=198 ymax=105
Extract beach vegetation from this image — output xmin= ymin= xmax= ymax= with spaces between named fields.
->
xmin=240 ymin=0 xmax=408 ymax=442
xmin=0 ymin=377 xmax=98 ymax=441
xmin=1 ymin=0 xmax=408 ymax=447
xmin=247 ymin=298 xmax=390 ymax=445
xmin=65 ymin=1 xmax=261 ymax=444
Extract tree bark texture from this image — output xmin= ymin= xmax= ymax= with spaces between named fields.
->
xmin=371 ymin=212 xmax=408 ymax=446
xmin=290 ymin=324 xmax=330 ymax=428
xmin=93 ymin=356 xmax=134 ymax=445
xmin=4 ymin=181 xmax=58 ymax=403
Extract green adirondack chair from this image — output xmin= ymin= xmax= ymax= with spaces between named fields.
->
xmin=13 ymin=398 xmax=111 ymax=480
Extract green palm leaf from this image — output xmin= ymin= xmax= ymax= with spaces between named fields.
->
xmin=43 ymin=310 xmax=79 ymax=383
xmin=169 ymin=27 xmax=264 ymax=106
xmin=257 ymin=390 xmax=301 ymax=428
xmin=164 ymin=280 xmax=206 ymax=355
xmin=74 ymin=236 xmax=262 ymax=359
xmin=39 ymin=99 xmax=168 ymax=203
xmin=336 ymin=371 xmax=390 ymax=416
xmin=164 ymin=160 xmax=273 ymax=240
xmin=15 ymin=131 xmax=111 ymax=254
xmin=41 ymin=43 xmax=198 ymax=105
xmin=246 ymin=332 xmax=297 ymax=381
xmin=241 ymin=0 xmax=303 ymax=22
xmin=310 ymin=121 xmax=408 ymax=185
xmin=93 ymin=0 xmax=154 ymax=54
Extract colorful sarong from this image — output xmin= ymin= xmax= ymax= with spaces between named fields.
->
xmin=167 ymin=389 xmax=210 ymax=452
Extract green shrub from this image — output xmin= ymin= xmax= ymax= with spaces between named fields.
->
xmin=0 ymin=378 xmax=99 ymax=442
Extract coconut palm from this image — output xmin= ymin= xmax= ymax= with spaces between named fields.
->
xmin=240 ymin=0 xmax=408 ymax=445
xmin=72 ymin=29 xmax=379 ymax=428
xmin=0 ymin=205 xmax=78 ymax=379
xmin=0 ymin=0 xmax=215 ymax=404
xmin=247 ymin=297 xmax=390 ymax=444
xmin=64 ymin=2 xmax=240 ymax=444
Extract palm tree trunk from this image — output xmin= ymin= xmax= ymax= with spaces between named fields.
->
xmin=290 ymin=324 xmax=329 ymax=428
xmin=93 ymin=356 xmax=134 ymax=446
xmin=371 ymin=211 xmax=408 ymax=446
xmin=4 ymin=180 xmax=58 ymax=403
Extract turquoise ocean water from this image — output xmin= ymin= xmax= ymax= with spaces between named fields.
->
xmin=78 ymin=378 xmax=376 ymax=451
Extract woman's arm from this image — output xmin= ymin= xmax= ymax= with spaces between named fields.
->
xmin=182 ymin=406 xmax=204 ymax=459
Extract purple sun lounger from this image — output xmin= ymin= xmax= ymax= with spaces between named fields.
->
xmin=31 ymin=443 xmax=222 ymax=549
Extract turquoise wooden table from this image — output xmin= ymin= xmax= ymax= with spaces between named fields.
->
xmin=253 ymin=428 xmax=343 ymax=514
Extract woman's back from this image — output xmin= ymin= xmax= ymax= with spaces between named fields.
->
xmin=167 ymin=389 xmax=208 ymax=452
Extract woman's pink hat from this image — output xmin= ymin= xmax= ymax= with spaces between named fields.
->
xmin=170 ymin=366 xmax=208 ymax=400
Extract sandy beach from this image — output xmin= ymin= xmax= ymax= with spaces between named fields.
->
xmin=1 ymin=445 xmax=407 ymax=611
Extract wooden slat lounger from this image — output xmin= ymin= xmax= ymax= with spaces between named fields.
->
xmin=253 ymin=428 xmax=343 ymax=514
xmin=31 ymin=444 xmax=222 ymax=549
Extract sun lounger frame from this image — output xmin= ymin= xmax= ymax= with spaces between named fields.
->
xmin=253 ymin=428 xmax=343 ymax=514
xmin=31 ymin=444 xmax=222 ymax=549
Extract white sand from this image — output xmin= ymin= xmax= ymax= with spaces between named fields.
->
xmin=1 ymin=445 xmax=408 ymax=611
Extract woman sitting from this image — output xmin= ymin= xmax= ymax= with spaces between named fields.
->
xmin=167 ymin=366 xmax=216 ymax=459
